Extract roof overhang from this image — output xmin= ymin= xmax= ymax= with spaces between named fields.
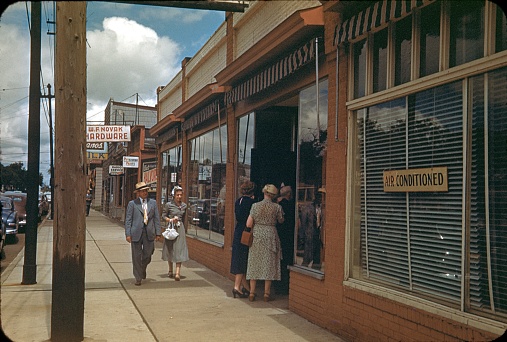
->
xmin=215 ymin=6 xmax=324 ymax=86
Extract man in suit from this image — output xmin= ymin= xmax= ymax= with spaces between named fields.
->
xmin=125 ymin=181 xmax=162 ymax=286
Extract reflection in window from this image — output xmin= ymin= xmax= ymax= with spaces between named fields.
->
xmin=353 ymin=39 xmax=367 ymax=98
xmin=373 ymin=28 xmax=388 ymax=92
xmin=161 ymin=145 xmax=182 ymax=206
xmin=237 ymin=113 xmax=255 ymax=198
xmin=449 ymin=0 xmax=484 ymax=68
xmin=296 ymin=79 xmax=328 ymax=272
xmin=420 ymin=2 xmax=440 ymax=77
xmin=395 ymin=16 xmax=412 ymax=86
xmin=187 ymin=125 xmax=227 ymax=244
xmin=496 ymin=4 xmax=507 ymax=53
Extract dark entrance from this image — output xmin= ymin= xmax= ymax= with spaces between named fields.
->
xmin=250 ymin=106 xmax=297 ymax=295
xmin=250 ymin=107 xmax=297 ymax=194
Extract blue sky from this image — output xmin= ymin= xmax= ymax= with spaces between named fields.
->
xmin=0 ymin=1 xmax=225 ymax=185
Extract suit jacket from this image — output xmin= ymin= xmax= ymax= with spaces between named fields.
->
xmin=125 ymin=197 xmax=161 ymax=242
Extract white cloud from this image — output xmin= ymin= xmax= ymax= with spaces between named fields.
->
xmin=86 ymin=16 xmax=181 ymax=120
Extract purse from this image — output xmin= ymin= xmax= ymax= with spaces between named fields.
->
xmin=162 ymin=222 xmax=179 ymax=240
xmin=240 ymin=227 xmax=253 ymax=246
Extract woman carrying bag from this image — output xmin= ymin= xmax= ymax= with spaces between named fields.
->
xmin=161 ymin=186 xmax=189 ymax=281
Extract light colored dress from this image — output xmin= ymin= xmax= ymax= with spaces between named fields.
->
xmin=161 ymin=200 xmax=189 ymax=263
xmin=246 ymin=198 xmax=284 ymax=281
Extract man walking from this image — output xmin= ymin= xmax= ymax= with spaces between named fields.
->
xmin=125 ymin=182 xmax=162 ymax=286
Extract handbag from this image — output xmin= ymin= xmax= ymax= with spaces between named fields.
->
xmin=162 ymin=222 xmax=179 ymax=240
xmin=240 ymin=227 xmax=253 ymax=247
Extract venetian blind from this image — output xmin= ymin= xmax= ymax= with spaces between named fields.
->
xmin=407 ymin=82 xmax=463 ymax=302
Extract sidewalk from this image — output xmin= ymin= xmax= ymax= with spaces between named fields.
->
xmin=1 ymin=209 xmax=345 ymax=342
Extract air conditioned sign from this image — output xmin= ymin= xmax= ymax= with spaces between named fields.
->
xmin=86 ymin=125 xmax=131 ymax=142
xmin=383 ymin=167 xmax=448 ymax=192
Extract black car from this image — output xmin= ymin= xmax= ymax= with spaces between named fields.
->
xmin=0 ymin=200 xmax=6 ymax=259
xmin=0 ymin=196 xmax=19 ymax=243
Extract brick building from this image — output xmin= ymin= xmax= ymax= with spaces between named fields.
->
xmin=151 ymin=1 xmax=507 ymax=340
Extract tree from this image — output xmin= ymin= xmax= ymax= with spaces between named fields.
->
xmin=0 ymin=162 xmax=43 ymax=192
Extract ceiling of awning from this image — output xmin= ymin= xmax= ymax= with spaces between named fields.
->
xmin=103 ymin=1 xmax=249 ymax=12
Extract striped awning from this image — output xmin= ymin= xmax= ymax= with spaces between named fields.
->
xmin=334 ymin=0 xmax=435 ymax=45
xmin=181 ymin=99 xmax=222 ymax=132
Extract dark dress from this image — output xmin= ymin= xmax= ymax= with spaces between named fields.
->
xmin=230 ymin=196 xmax=255 ymax=274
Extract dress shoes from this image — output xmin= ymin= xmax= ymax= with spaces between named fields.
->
xmin=135 ymin=280 xmax=142 ymax=286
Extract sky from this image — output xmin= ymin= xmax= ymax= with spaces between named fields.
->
xmin=0 ymin=1 xmax=225 ymax=186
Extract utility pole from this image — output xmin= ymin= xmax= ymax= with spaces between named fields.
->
xmin=41 ymin=84 xmax=55 ymax=220
xmin=51 ymin=2 xmax=87 ymax=341
xmin=22 ymin=1 xmax=41 ymax=286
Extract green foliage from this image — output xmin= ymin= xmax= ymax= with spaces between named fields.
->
xmin=0 ymin=162 xmax=43 ymax=192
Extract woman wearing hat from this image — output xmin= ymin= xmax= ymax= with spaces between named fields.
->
xmin=245 ymin=184 xmax=284 ymax=302
xmin=230 ymin=180 xmax=256 ymax=298
xmin=161 ymin=185 xmax=189 ymax=281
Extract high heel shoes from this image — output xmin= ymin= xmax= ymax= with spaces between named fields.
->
xmin=248 ymin=293 xmax=257 ymax=302
xmin=232 ymin=288 xmax=247 ymax=298
xmin=263 ymin=293 xmax=273 ymax=302
xmin=241 ymin=287 xmax=250 ymax=296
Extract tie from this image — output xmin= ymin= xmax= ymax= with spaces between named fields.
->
xmin=143 ymin=200 xmax=148 ymax=225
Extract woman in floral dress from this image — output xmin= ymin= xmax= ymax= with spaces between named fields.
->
xmin=246 ymin=184 xmax=284 ymax=302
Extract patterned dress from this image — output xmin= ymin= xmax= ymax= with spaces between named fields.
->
xmin=161 ymin=200 xmax=189 ymax=263
xmin=246 ymin=198 xmax=284 ymax=281
xmin=230 ymin=196 xmax=255 ymax=275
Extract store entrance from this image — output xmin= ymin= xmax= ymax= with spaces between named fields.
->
xmin=250 ymin=106 xmax=297 ymax=196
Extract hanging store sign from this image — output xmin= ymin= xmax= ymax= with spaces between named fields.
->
xmin=86 ymin=125 xmax=131 ymax=142
xmin=123 ymin=156 xmax=139 ymax=168
xmin=109 ymin=165 xmax=124 ymax=175
xmin=383 ymin=167 xmax=448 ymax=192
xmin=87 ymin=152 xmax=108 ymax=160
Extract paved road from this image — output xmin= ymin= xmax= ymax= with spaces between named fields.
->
xmin=1 ymin=215 xmax=47 ymax=274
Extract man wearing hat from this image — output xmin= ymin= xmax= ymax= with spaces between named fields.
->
xmin=125 ymin=181 xmax=162 ymax=285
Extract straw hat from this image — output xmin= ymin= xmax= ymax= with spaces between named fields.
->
xmin=262 ymin=184 xmax=279 ymax=196
xmin=135 ymin=182 xmax=150 ymax=192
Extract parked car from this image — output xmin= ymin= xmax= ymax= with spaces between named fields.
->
xmin=2 ymin=192 xmax=27 ymax=231
xmin=0 ymin=195 xmax=19 ymax=242
xmin=187 ymin=198 xmax=210 ymax=228
xmin=0 ymin=200 xmax=6 ymax=259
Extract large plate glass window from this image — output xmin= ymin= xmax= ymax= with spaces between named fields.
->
xmin=160 ymin=145 xmax=182 ymax=206
xmin=187 ymin=125 xmax=227 ymax=244
xmin=296 ymin=78 xmax=328 ymax=272
xmin=236 ymin=113 xmax=255 ymax=197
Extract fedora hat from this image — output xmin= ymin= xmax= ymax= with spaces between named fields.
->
xmin=135 ymin=181 xmax=150 ymax=192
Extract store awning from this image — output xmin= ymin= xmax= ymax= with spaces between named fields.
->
xmin=334 ymin=0 xmax=435 ymax=46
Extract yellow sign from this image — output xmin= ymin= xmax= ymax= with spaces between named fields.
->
xmin=87 ymin=152 xmax=108 ymax=160
xmin=383 ymin=167 xmax=448 ymax=192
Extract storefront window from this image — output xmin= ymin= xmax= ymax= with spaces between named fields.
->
xmin=296 ymin=79 xmax=328 ymax=272
xmin=353 ymin=39 xmax=367 ymax=98
xmin=394 ymin=16 xmax=412 ymax=86
xmin=350 ymin=68 xmax=507 ymax=320
xmin=449 ymin=0 xmax=484 ymax=68
xmin=373 ymin=28 xmax=388 ymax=92
xmin=187 ymin=125 xmax=227 ymax=244
xmin=419 ymin=2 xmax=440 ymax=77
xmin=161 ymin=145 xmax=182 ymax=206
xmin=237 ymin=113 xmax=255 ymax=197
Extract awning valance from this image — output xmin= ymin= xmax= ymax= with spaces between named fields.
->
xmin=181 ymin=99 xmax=222 ymax=131
xmin=334 ymin=0 xmax=435 ymax=46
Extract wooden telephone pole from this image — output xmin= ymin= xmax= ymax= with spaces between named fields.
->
xmin=51 ymin=2 xmax=87 ymax=341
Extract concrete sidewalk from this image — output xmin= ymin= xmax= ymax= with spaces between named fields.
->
xmin=1 ymin=209 xmax=345 ymax=342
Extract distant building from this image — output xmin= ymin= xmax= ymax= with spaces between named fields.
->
xmin=101 ymin=99 xmax=157 ymax=221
